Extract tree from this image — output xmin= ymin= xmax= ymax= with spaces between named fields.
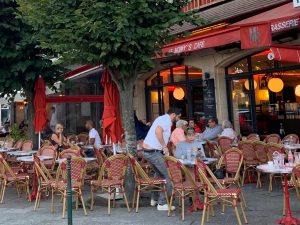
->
xmin=18 ymin=0 xmax=201 ymax=151
xmin=0 ymin=0 xmax=64 ymax=146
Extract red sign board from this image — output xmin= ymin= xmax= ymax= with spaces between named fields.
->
xmin=240 ymin=23 xmax=272 ymax=49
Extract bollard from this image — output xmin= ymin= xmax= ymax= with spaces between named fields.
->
xmin=67 ymin=156 xmax=73 ymax=225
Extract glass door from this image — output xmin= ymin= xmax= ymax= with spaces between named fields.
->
xmin=230 ymin=78 xmax=255 ymax=136
xmin=189 ymin=83 xmax=204 ymax=120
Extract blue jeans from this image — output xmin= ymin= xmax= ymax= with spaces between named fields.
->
xmin=143 ymin=151 xmax=171 ymax=205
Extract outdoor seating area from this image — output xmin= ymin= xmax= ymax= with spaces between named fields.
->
xmin=0 ymin=131 xmax=300 ymax=224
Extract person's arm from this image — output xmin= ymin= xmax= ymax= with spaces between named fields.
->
xmin=51 ymin=133 xmax=62 ymax=145
xmin=89 ymin=130 xmax=96 ymax=145
xmin=155 ymin=125 xmax=169 ymax=155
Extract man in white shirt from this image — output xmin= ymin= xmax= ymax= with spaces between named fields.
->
xmin=85 ymin=120 xmax=102 ymax=156
xmin=143 ymin=105 xmax=182 ymax=211
xmin=49 ymin=106 xmax=58 ymax=132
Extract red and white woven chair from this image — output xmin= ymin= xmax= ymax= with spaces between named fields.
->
xmin=21 ymin=140 xmax=33 ymax=151
xmin=254 ymin=141 xmax=268 ymax=188
xmin=217 ymin=136 xmax=234 ymax=154
xmin=128 ymin=153 xmax=167 ymax=213
xmin=282 ymin=134 xmax=299 ymax=144
xmin=90 ymin=154 xmax=130 ymax=215
xmin=37 ymin=146 xmax=57 ymax=170
xmin=197 ymin=163 xmax=248 ymax=225
xmin=264 ymin=134 xmax=281 ymax=144
xmin=246 ymin=133 xmax=260 ymax=141
xmin=164 ymin=156 xmax=201 ymax=221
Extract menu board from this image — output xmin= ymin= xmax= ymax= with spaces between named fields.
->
xmin=203 ymin=79 xmax=217 ymax=119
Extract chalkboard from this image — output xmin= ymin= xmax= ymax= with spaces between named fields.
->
xmin=203 ymin=79 xmax=217 ymax=119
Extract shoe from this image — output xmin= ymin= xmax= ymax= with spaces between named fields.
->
xmin=150 ymin=199 xmax=158 ymax=206
xmin=157 ymin=204 xmax=175 ymax=211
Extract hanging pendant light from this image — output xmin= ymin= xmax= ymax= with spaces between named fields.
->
xmin=295 ymin=85 xmax=300 ymax=97
xmin=268 ymin=78 xmax=284 ymax=92
xmin=244 ymin=80 xmax=257 ymax=90
xmin=173 ymin=87 xmax=185 ymax=100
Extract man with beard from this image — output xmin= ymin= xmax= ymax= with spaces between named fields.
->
xmin=143 ymin=105 xmax=182 ymax=211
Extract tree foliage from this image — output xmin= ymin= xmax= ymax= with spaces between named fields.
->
xmin=18 ymin=0 xmax=202 ymax=87
xmin=0 ymin=0 xmax=64 ymax=99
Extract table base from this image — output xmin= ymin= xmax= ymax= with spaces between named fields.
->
xmin=275 ymin=216 xmax=300 ymax=225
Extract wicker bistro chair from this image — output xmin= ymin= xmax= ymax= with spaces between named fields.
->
xmin=282 ymin=134 xmax=300 ymax=144
xmin=246 ymin=133 xmax=260 ymax=141
xmin=128 ymin=154 xmax=168 ymax=213
xmin=21 ymin=140 xmax=33 ymax=151
xmin=58 ymin=149 xmax=81 ymax=159
xmin=217 ymin=137 xmax=234 ymax=154
xmin=37 ymin=146 xmax=57 ymax=170
xmin=254 ymin=141 xmax=268 ymax=188
xmin=206 ymin=140 xmax=221 ymax=158
xmin=13 ymin=139 xmax=23 ymax=150
xmin=0 ymin=154 xmax=31 ymax=203
xmin=52 ymin=157 xmax=87 ymax=218
xmin=238 ymin=141 xmax=258 ymax=186
xmin=77 ymin=133 xmax=89 ymax=143
xmin=33 ymin=155 xmax=56 ymax=211
xmin=164 ymin=156 xmax=201 ymax=221
xmin=197 ymin=164 xmax=248 ymax=225
xmin=4 ymin=138 xmax=14 ymax=148
xmin=264 ymin=134 xmax=281 ymax=144
xmin=216 ymin=148 xmax=246 ymax=207
xmin=266 ymin=143 xmax=285 ymax=192
xmin=90 ymin=154 xmax=130 ymax=215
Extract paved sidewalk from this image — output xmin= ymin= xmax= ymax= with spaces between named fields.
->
xmin=0 ymin=183 xmax=300 ymax=225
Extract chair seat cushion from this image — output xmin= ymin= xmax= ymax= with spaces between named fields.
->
xmin=174 ymin=181 xmax=201 ymax=190
xmin=139 ymin=177 xmax=166 ymax=185
xmin=209 ymin=188 xmax=241 ymax=198
xmin=91 ymin=179 xmax=123 ymax=187
xmin=51 ymin=180 xmax=81 ymax=189
xmin=5 ymin=173 xmax=29 ymax=181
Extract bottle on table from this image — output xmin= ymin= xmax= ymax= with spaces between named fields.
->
xmin=279 ymin=123 xmax=285 ymax=139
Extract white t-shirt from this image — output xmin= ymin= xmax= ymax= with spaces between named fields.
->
xmin=49 ymin=112 xmax=57 ymax=131
xmin=89 ymin=128 xmax=102 ymax=148
xmin=143 ymin=114 xmax=172 ymax=150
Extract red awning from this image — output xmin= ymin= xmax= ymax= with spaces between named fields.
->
xmin=271 ymin=45 xmax=300 ymax=63
xmin=232 ymin=2 xmax=300 ymax=33
xmin=162 ymin=27 xmax=240 ymax=55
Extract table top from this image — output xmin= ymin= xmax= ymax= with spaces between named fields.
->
xmin=7 ymin=150 xmax=38 ymax=156
xmin=179 ymin=157 xmax=218 ymax=166
xmin=56 ymin=157 xmax=97 ymax=164
xmin=0 ymin=147 xmax=18 ymax=153
xmin=81 ymin=145 xmax=94 ymax=150
xmin=256 ymin=164 xmax=293 ymax=174
xmin=101 ymin=144 xmax=113 ymax=148
xmin=284 ymin=144 xmax=300 ymax=150
xmin=16 ymin=155 xmax=53 ymax=162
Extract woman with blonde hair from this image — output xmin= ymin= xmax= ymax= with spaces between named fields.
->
xmin=50 ymin=123 xmax=68 ymax=152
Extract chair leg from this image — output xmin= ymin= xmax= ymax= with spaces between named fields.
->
xmin=90 ymin=187 xmax=94 ymax=210
xmin=132 ymin=185 xmax=137 ymax=209
xmin=122 ymin=186 xmax=130 ymax=213
xmin=282 ymin=189 xmax=285 ymax=216
xmin=62 ymin=190 xmax=66 ymax=219
xmin=240 ymin=200 xmax=248 ymax=223
xmin=34 ymin=187 xmax=40 ymax=211
xmin=26 ymin=181 xmax=31 ymax=202
xmin=181 ymin=191 xmax=184 ymax=221
xmin=1 ymin=181 xmax=7 ymax=203
xmin=75 ymin=193 xmax=79 ymax=211
xmin=79 ymin=189 xmax=87 ymax=216
xmin=113 ymin=190 xmax=116 ymax=208
xmin=242 ymin=166 xmax=246 ymax=186
xmin=163 ymin=184 xmax=169 ymax=206
xmin=51 ymin=188 xmax=55 ymax=213
xmin=168 ymin=190 xmax=174 ymax=217
xmin=201 ymin=196 xmax=208 ymax=225
xmin=269 ymin=174 xmax=273 ymax=192
xmin=136 ymin=186 xmax=140 ymax=213
xmin=108 ymin=187 xmax=111 ymax=215
xmin=233 ymin=200 xmax=242 ymax=225
xmin=256 ymin=172 xmax=261 ymax=188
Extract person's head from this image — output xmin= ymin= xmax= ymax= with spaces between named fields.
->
xmin=207 ymin=117 xmax=218 ymax=128
xmin=85 ymin=120 xmax=94 ymax=130
xmin=188 ymin=119 xmax=195 ymax=128
xmin=55 ymin=123 xmax=64 ymax=133
xmin=51 ymin=106 xmax=56 ymax=113
xmin=184 ymin=127 xmax=196 ymax=142
xmin=167 ymin=105 xmax=182 ymax=122
xmin=176 ymin=120 xmax=188 ymax=129
xmin=222 ymin=120 xmax=233 ymax=130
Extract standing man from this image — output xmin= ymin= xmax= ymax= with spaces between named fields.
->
xmin=143 ymin=105 xmax=182 ymax=211
xmin=49 ymin=106 xmax=57 ymax=132
xmin=85 ymin=120 xmax=102 ymax=157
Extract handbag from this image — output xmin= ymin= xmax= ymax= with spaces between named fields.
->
xmin=214 ymin=168 xmax=225 ymax=179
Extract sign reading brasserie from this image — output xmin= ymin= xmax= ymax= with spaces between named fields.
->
xmin=294 ymin=0 xmax=300 ymax=8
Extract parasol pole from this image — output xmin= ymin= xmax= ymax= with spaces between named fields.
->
xmin=38 ymin=131 xmax=41 ymax=149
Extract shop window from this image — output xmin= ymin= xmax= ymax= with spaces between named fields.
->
xmin=227 ymin=58 xmax=249 ymax=75
xmin=160 ymin=68 xmax=172 ymax=83
xmin=188 ymin=66 xmax=203 ymax=80
xmin=146 ymin=73 xmax=160 ymax=86
xmin=251 ymin=51 xmax=274 ymax=71
xmin=173 ymin=66 xmax=186 ymax=82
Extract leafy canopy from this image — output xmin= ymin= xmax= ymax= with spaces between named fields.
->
xmin=18 ymin=0 xmax=201 ymax=84
xmin=0 ymin=0 xmax=64 ymax=98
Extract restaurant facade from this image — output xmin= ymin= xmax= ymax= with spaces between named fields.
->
xmin=41 ymin=0 xmax=300 ymax=137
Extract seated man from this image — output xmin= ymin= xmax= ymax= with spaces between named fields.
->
xmin=85 ymin=120 xmax=102 ymax=157
xmin=202 ymin=117 xmax=222 ymax=143
xmin=175 ymin=127 xmax=206 ymax=160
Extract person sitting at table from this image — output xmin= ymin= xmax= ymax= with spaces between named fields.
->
xmin=50 ymin=123 xmax=68 ymax=152
xmin=202 ymin=117 xmax=222 ymax=143
xmin=85 ymin=120 xmax=102 ymax=157
xmin=188 ymin=119 xmax=201 ymax=133
xmin=170 ymin=120 xmax=188 ymax=146
xmin=175 ymin=127 xmax=206 ymax=160
xmin=219 ymin=120 xmax=237 ymax=141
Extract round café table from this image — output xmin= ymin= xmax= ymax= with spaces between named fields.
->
xmin=56 ymin=157 xmax=97 ymax=164
xmin=17 ymin=155 xmax=54 ymax=200
xmin=257 ymin=164 xmax=300 ymax=225
xmin=0 ymin=147 xmax=18 ymax=153
xmin=7 ymin=150 xmax=38 ymax=156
